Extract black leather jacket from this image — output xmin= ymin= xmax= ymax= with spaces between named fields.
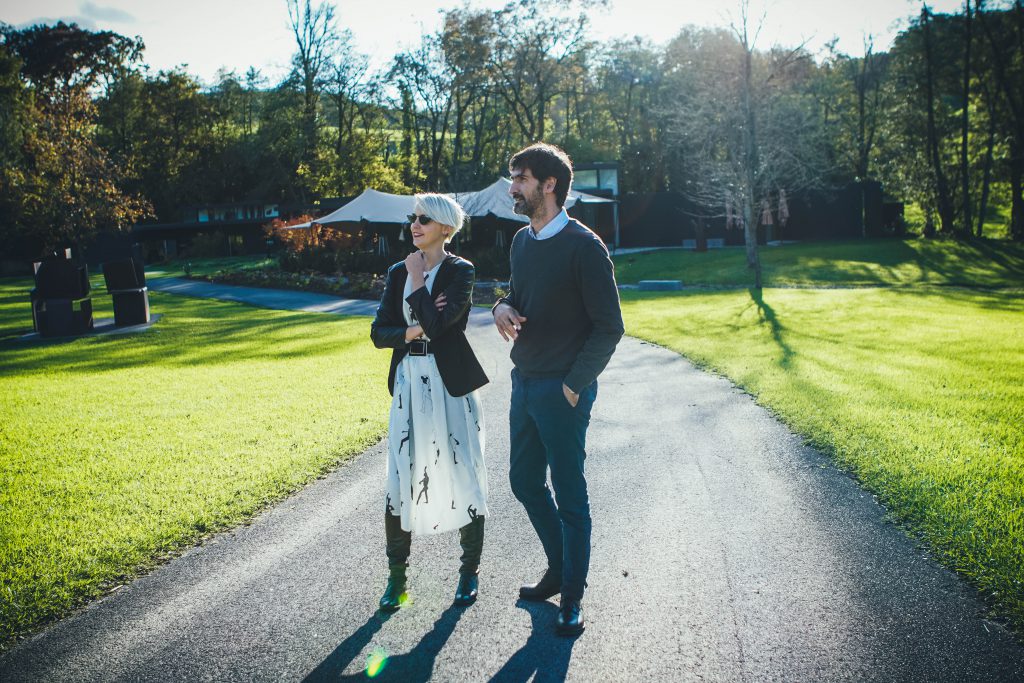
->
xmin=370 ymin=254 xmax=489 ymax=398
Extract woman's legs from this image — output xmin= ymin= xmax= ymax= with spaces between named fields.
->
xmin=455 ymin=516 xmax=485 ymax=605
xmin=380 ymin=513 xmax=411 ymax=611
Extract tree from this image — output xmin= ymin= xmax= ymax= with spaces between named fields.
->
xmin=286 ymin=0 xmax=337 ymax=183
xmin=592 ymin=38 xmax=669 ymax=191
xmin=0 ymin=42 xmax=35 ymax=255
xmin=390 ymin=37 xmax=455 ymax=189
xmin=815 ymin=39 xmax=890 ymax=182
xmin=663 ymin=9 xmax=829 ymax=288
xmin=487 ymin=0 xmax=593 ymax=142
xmin=0 ymin=22 xmax=150 ymax=254
xmin=976 ymin=0 xmax=1024 ymax=240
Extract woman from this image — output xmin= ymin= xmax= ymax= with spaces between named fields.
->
xmin=370 ymin=193 xmax=489 ymax=611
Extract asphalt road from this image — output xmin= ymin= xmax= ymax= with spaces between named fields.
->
xmin=2 ymin=283 xmax=1022 ymax=681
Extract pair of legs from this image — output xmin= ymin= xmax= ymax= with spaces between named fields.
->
xmin=380 ymin=512 xmax=485 ymax=610
xmin=508 ymin=370 xmax=597 ymax=603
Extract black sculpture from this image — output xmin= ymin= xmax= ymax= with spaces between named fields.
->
xmin=30 ymin=249 xmax=93 ymax=337
xmin=102 ymin=257 xmax=150 ymax=326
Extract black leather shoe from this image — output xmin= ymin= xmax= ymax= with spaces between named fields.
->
xmin=518 ymin=570 xmax=560 ymax=601
xmin=454 ymin=572 xmax=479 ymax=606
xmin=556 ymin=599 xmax=584 ymax=636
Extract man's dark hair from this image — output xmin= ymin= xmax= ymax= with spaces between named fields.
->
xmin=509 ymin=143 xmax=574 ymax=208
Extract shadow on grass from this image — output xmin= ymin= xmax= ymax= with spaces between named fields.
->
xmin=617 ymin=239 xmax=1024 ymax=288
xmin=304 ymin=605 xmax=464 ymax=682
xmin=748 ymin=288 xmax=795 ymax=369
xmin=0 ymin=294 xmax=370 ymax=377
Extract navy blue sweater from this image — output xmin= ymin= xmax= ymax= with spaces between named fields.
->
xmin=496 ymin=219 xmax=624 ymax=393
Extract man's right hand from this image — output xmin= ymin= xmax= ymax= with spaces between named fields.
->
xmin=493 ymin=302 xmax=527 ymax=342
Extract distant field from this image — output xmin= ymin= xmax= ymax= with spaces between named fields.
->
xmin=620 ymin=286 xmax=1024 ymax=627
xmin=612 ymin=238 xmax=1024 ymax=288
xmin=0 ymin=279 xmax=390 ymax=642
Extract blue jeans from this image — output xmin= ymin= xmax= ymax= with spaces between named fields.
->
xmin=508 ymin=369 xmax=598 ymax=601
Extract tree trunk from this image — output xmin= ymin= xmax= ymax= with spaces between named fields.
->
xmin=740 ymin=27 xmax=762 ymax=289
xmin=960 ymin=0 xmax=973 ymax=237
xmin=742 ymin=195 xmax=762 ymax=289
xmin=857 ymin=54 xmax=869 ymax=179
xmin=537 ymin=85 xmax=546 ymax=141
xmin=976 ymin=95 xmax=997 ymax=237
xmin=922 ymin=8 xmax=957 ymax=233
xmin=1011 ymin=140 xmax=1024 ymax=241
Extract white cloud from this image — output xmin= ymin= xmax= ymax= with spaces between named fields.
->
xmin=81 ymin=2 xmax=136 ymax=23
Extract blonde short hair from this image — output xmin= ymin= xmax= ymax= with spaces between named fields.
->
xmin=414 ymin=193 xmax=466 ymax=244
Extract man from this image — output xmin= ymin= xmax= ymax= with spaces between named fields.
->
xmin=492 ymin=143 xmax=624 ymax=636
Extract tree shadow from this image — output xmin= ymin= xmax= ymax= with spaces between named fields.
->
xmin=0 ymin=293 xmax=374 ymax=377
xmin=748 ymin=287 xmax=795 ymax=369
xmin=304 ymin=605 xmax=465 ymax=682
xmin=489 ymin=601 xmax=579 ymax=682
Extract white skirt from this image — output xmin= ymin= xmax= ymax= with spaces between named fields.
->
xmin=386 ymin=354 xmax=488 ymax=535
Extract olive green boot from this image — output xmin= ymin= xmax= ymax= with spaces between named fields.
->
xmin=379 ymin=563 xmax=408 ymax=612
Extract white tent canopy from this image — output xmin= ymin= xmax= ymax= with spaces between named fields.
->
xmin=287 ymin=189 xmax=414 ymax=229
xmin=457 ymin=177 xmax=614 ymax=223
xmin=287 ymin=178 xmax=615 ymax=229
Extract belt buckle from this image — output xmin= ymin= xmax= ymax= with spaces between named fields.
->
xmin=409 ymin=339 xmax=427 ymax=356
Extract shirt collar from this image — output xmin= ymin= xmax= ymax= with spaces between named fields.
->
xmin=529 ymin=209 xmax=570 ymax=240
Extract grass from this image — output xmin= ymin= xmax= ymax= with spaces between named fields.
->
xmin=620 ymin=286 xmax=1024 ymax=627
xmin=5 ymin=237 xmax=1022 ymax=641
xmin=146 ymin=255 xmax=276 ymax=279
xmin=612 ymin=238 xmax=1024 ymax=288
xmin=0 ymin=278 xmax=391 ymax=642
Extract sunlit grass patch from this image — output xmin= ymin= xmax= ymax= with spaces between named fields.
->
xmin=0 ymin=283 xmax=390 ymax=641
xmin=612 ymin=238 xmax=1024 ymax=288
xmin=147 ymin=255 xmax=276 ymax=279
xmin=620 ymin=287 xmax=1024 ymax=627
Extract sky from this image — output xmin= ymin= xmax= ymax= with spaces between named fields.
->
xmin=1 ymin=0 xmax=965 ymax=86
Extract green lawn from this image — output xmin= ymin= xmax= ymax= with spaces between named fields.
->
xmin=0 ymin=279 xmax=390 ymax=642
xmin=620 ymin=287 xmax=1024 ymax=626
xmin=612 ymin=238 xmax=1024 ymax=288
xmin=147 ymin=255 xmax=276 ymax=279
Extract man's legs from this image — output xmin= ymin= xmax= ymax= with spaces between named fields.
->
xmin=509 ymin=370 xmax=564 ymax=576
xmin=529 ymin=378 xmax=597 ymax=602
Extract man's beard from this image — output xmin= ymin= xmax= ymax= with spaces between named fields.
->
xmin=512 ymin=185 xmax=544 ymax=218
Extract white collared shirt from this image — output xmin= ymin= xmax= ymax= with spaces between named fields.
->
xmin=529 ymin=209 xmax=570 ymax=240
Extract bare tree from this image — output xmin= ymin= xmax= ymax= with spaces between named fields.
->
xmin=286 ymin=0 xmax=336 ymax=170
xmin=487 ymin=0 xmax=592 ymax=142
xmin=663 ymin=4 xmax=829 ymax=288
xmin=324 ymin=30 xmax=370 ymax=157
xmin=390 ymin=38 xmax=455 ymax=190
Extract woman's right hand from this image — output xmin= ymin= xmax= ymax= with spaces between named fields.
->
xmin=405 ymin=324 xmax=424 ymax=342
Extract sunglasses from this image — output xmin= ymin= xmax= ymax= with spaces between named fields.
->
xmin=407 ymin=214 xmax=434 ymax=225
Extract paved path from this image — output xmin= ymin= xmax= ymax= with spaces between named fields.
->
xmin=3 ymin=282 xmax=1022 ymax=681
xmin=147 ymin=277 xmax=380 ymax=316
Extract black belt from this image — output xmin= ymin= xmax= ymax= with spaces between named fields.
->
xmin=408 ymin=339 xmax=432 ymax=356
